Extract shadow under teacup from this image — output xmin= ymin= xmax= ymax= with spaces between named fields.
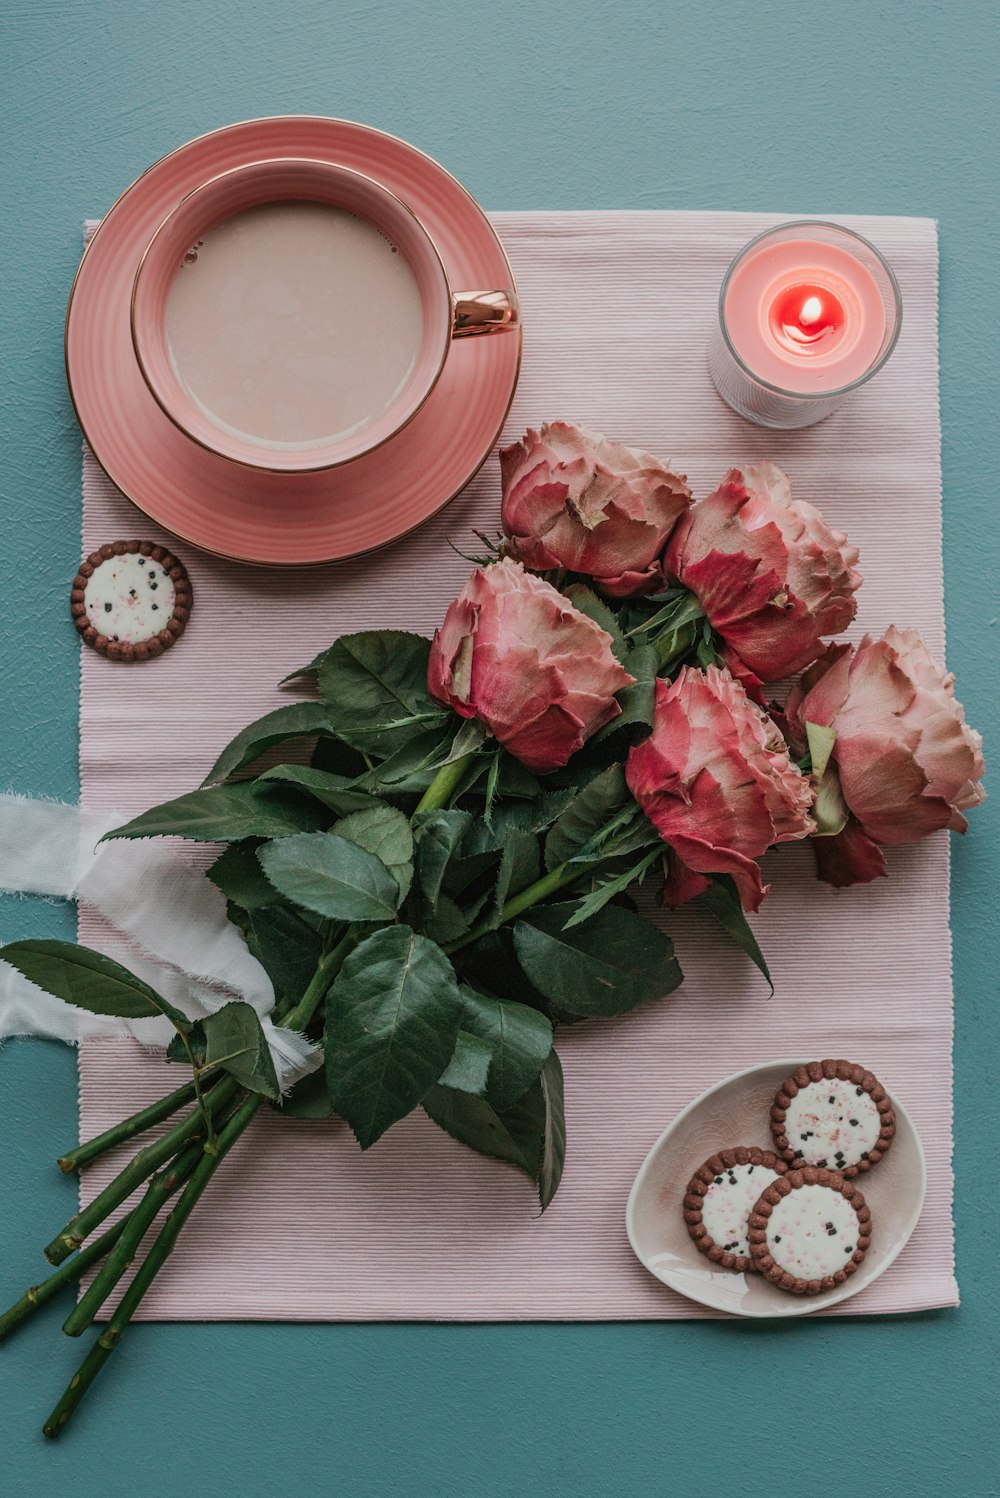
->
xmin=131 ymin=157 xmax=518 ymax=473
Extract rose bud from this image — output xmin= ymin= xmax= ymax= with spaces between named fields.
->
xmin=783 ymin=627 xmax=986 ymax=887
xmin=428 ymin=558 xmax=635 ymax=773
xmin=626 ymin=666 xmax=814 ymax=912
xmin=664 ymin=462 xmax=861 ymax=681
xmin=500 ymin=421 xmax=692 ymax=596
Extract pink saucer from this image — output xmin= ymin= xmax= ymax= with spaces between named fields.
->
xmin=66 ymin=118 xmax=522 ymax=565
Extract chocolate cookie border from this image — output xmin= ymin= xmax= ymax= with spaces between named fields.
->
xmin=683 ymin=1146 xmax=789 ymax=1273
xmin=748 ymin=1166 xmax=872 ymax=1295
xmin=769 ymin=1058 xmax=895 ymax=1177
xmin=71 ymin=541 xmax=193 ymax=662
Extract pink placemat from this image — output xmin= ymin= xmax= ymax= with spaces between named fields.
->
xmin=78 ymin=211 xmax=956 ymax=1318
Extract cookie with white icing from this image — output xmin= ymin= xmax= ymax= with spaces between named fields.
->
xmin=770 ymin=1059 xmax=895 ymax=1178
xmin=748 ymin=1166 xmax=872 ymax=1295
xmin=71 ymin=542 xmax=192 ymax=662
xmin=683 ymin=1146 xmax=788 ymax=1272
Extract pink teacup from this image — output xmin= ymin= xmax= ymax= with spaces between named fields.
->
xmin=131 ymin=157 xmax=518 ymax=473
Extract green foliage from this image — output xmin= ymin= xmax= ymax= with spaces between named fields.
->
xmin=315 ymin=631 xmax=447 ymax=757
xmin=259 ymin=831 xmax=401 ymax=922
xmin=325 ymin=926 xmax=464 ymax=1148
xmin=244 ymin=905 xmax=324 ymax=1003
xmin=206 ymin=840 xmax=278 ymax=910
xmin=412 ymin=809 xmax=473 ymax=904
xmin=561 ymin=847 xmax=662 ymax=928
xmin=103 ymin=784 xmax=324 ymax=844
xmin=201 ymin=702 xmax=335 ymax=785
xmin=256 ymin=764 xmax=375 ymax=815
xmin=200 ymin=1002 xmax=280 ymax=1101
xmin=279 ymin=1068 xmax=336 ymax=1119
xmin=0 ymin=941 xmax=191 ymax=1028
xmin=544 ymin=765 xmax=630 ymax=870
xmin=513 ymin=901 xmax=681 ymax=1016
xmin=452 ymin=986 xmax=553 ymax=1110
xmin=696 ymin=875 xmax=773 ymax=991
xmin=488 ymin=828 xmax=542 ymax=928
xmin=423 ymin=1049 xmax=565 ymax=1211
xmin=333 ymin=803 xmax=414 ymax=901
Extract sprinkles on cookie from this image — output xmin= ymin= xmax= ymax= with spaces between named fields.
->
xmin=748 ymin=1166 xmax=872 ymax=1295
xmin=769 ymin=1059 xmax=895 ymax=1178
xmin=71 ymin=541 xmax=192 ymax=662
xmin=683 ymin=1146 xmax=788 ymax=1272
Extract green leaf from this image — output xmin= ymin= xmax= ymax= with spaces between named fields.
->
xmin=561 ymin=847 xmax=661 ymax=928
xmin=537 ymin=1051 xmax=566 ymax=1211
xmin=316 ymin=631 xmax=446 ymax=757
xmin=805 ymin=721 xmax=838 ymax=781
xmin=412 ymin=809 xmax=473 ymax=905
xmin=245 ymin=904 xmax=324 ymax=1002
xmin=357 ymin=726 xmax=452 ymax=794
xmin=279 ymin=647 xmax=330 ymax=684
xmin=591 ymin=641 xmax=658 ymax=757
xmin=206 ymin=840 xmax=279 ymax=910
xmin=333 ymin=803 xmax=414 ymax=900
xmin=438 ymin=1029 xmax=494 ymax=1095
xmin=488 ymin=828 xmax=541 ymax=928
xmin=513 ymin=901 xmax=681 ymax=1016
xmin=201 ymin=1001 xmax=280 ymax=1100
xmin=202 ymin=702 xmax=334 ymax=785
xmin=422 ymin=1083 xmax=543 ymax=1180
xmin=423 ymin=1047 xmax=565 ymax=1210
xmin=697 ymin=875 xmax=773 ymax=992
xmin=417 ymin=892 xmax=477 ymax=945
xmin=456 ymin=985 xmax=553 ymax=1109
xmin=544 ymin=765 xmax=630 ymax=870
xmin=310 ymin=735 xmax=370 ymax=779
xmin=279 ymin=1067 xmax=336 ymax=1118
xmin=562 ymin=583 xmax=625 ymax=653
xmin=257 ymin=764 xmax=375 ymax=815
xmin=260 ymin=831 xmax=401 ymax=922
xmin=103 ymin=784 xmax=325 ymax=844
xmin=325 ymin=925 xmax=464 ymax=1148
xmin=0 ymin=941 xmax=191 ymax=1028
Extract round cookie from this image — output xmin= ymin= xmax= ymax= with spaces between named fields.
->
xmin=71 ymin=541 xmax=192 ymax=661
xmin=770 ymin=1058 xmax=895 ymax=1177
xmin=748 ymin=1167 xmax=872 ymax=1295
xmin=683 ymin=1146 xmax=788 ymax=1272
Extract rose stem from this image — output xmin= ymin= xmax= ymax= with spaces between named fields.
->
xmin=43 ymin=1074 xmax=240 ymax=1266
xmin=61 ymin=1135 xmax=210 ymax=1338
xmin=414 ymin=752 xmax=476 ymax=816
xmin=57 ymin=1076 xmax=204 ymax=1174
xmin=0 ymin=1218 xmax=130 ymax=1344
xmin=43 ymin=1089 xmax=263 ymax=1440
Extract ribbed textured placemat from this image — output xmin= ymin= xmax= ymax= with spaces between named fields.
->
xmin=78 ymin=210 xmax=956 ymax=1318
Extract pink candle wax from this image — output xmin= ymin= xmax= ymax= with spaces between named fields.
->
xmin=723 ymin=238 xmax=887 ymax=393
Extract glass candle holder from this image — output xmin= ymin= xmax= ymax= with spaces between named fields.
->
xmin=708 ymin=220 xmax=902 ymax=429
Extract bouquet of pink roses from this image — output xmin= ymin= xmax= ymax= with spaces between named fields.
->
xmin=0 ymin=423 xmax=984 ymax=1435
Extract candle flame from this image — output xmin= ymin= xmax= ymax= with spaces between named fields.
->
xmin=799 ymin=295 xmax=823 ymax=326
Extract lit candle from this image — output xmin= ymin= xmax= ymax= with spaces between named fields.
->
xmin=708 ymin=221 xmax=902 ymax=429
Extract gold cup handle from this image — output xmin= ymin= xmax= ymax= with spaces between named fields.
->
xmin=451 ymin=289 xmax=519 ymax=338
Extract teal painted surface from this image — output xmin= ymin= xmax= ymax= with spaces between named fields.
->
xmin=1 ymin=0 xmax=996 ymax=1491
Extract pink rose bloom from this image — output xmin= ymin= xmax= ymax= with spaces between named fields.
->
xmin=428 ymin=558 xmax=634 ymax=773
xmin=500 ymin=421 xmax=692 ymax=596
xmin=626 ymin=666 xmax=814 ymax=912
xmin=783 ymin=627 xmax=986 ymax=887
xmin=664 ymin=462 xmax=861 ymax=681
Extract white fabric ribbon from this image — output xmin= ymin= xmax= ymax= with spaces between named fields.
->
xmin=0 ymin=793 xmax=321 ymax=1093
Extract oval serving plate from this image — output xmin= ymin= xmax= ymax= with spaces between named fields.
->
xmin=626 ymin=1058 xmax=926 ymax=1317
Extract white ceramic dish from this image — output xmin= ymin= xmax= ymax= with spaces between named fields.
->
xmin=626 ymin=1058 xmax=926 ymax=1317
